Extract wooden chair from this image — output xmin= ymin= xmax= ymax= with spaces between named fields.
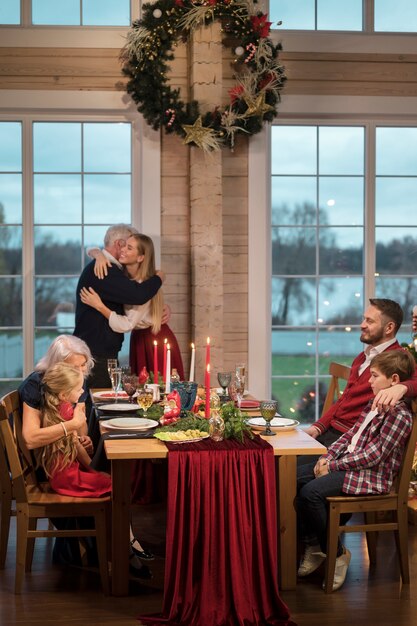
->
xmin=323 ymin=400 xmax=417 ymax=593
xmin=0 ymin=392 xmax=111 ymax=594
xmin=321 ymin=362 xmax=351 ymax=417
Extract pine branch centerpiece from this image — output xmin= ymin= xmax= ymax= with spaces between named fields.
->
xmin=121 ymin=0 xmax=286 ymax=151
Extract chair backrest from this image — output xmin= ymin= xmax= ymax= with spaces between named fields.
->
xmin=1 ymin=391 xmax=38 ymax=487
xmin=321 ymin=362 xmax=351 ymax=417
xmin=0 ymin=399 xmax=29 ymax=504
xmin=395 ymin=398 xmax=417 ymax=503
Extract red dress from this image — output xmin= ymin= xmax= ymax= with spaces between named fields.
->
xmin=129 ymin=324 xmax=185 ymax=380
xmin=48 ymin=402 xmax=112 ymax=498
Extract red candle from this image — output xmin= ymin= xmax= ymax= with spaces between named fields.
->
xmin=206 ymin=336 xmax=210 ymax=369
xmin=163 ymin=338 xmax=168 ymax=381
xmin=205 ymin=364 xmax=211 ymax=418
xmin=153 ymin=340 xmax=158 ymax=384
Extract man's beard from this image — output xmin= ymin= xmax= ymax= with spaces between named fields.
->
xmin=360 ymin=328 xmax=385 ymax=345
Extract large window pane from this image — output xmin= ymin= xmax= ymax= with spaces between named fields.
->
xmin=35 ymin=226 xmax=81 ymax=274
xmin=84 ymin=123 xmax=131 ymax=172
xmin=0 ymin=331 xmax=23 ymax=379
xmin=375 ymin=178 xmax=417 ymax=225
xmin=271 ymin=127 xmax=317 ymax=175
xmin=318 ymin=328 xmax=359 ymax=375
xmin=317 ymin=0 xmax=362 ymax=30
xmin=272 ymin=278 xmax=317 ymax=326
xmin=375 ymin=278 xmax=417 ymax=319
xmin=0 ymin=277 xmax=22 ymax=325
xmin=83 ymin=0 xmax=130 ymax=25
xmin=271 ymin=0 xmax=314 ymax=30
xmin=0 ymin=123 xmax=22 ymax=172
xmin=84 ymin=174 xmax=131 ymax=222
xmin=271 ymin=177 xmax=316 ymax=225
xmin=35 ymin=277 xmax=78 ymax=326
xmin=272 ymin=227 xmax=316 ymax=275
xmin=0 ymin=174 xmax=22 ymax=223
xmin=375 ymin=228 xmax=417 ymax=274
xmin=32 ymin=0 xmax=80 ymax=25
xmin=319 ymin=127 xmax=364 ymax=175
xmin=0 ymin=1 xmax=20 ymax=24
xmin=272 ymin=376 xmax=318 ymax=423
xmin=375 ymin=0 xmax=417 ymax=32
xmin=319 ymin=227 xmax=363 ymax=274
xmin=34 ymin=123 xmax=81 ymax=173
xmin=319 ymin=177 xmax=364 ymax=226
xmin=0 ymin=226 xmax=22 ymax=274
xmin=272 ymin=330 xmax=316 ymax=376
xmin=376 ymin=128 xmax=417 ymax=175
xmin=318 ymin=277 xmax=363 ymax=324
xmin=34 ymin=174 xmax=82 ymax=223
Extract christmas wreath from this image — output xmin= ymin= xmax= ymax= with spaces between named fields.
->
xmin=121 ymin=0 xmax=286 ymax=151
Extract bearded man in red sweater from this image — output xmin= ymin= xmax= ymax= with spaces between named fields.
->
xmin=304 ymin=298 xmax=417 ymax=451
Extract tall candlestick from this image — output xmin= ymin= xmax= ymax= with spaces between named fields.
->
xmin=163 ymin=338 xmax=168 ymax=381
xmin=205 ymin=337 xmax=210 ymax=370
xmin=165 ymin=344 xmax=171 ymax=393
xmin=189 ymin=343 xmax=195 ymax=382
xmin=205 ymin=364 xmax=210 ymax=418
xmin=153 ymin=340 xmax=158 ymax=384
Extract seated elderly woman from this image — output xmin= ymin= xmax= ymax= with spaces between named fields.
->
xmin=18 ymin=334 xmax=94 ymax=454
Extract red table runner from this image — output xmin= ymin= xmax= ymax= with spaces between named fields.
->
xmin=139 ymin=436 xmax=295 ymax=626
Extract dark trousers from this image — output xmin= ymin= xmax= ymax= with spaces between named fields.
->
xmin=296 ymin=461 xmax=346 ymax=555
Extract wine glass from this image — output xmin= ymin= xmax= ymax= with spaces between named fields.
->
xmin=234 ymin=370 xmax=245 ymax=410
xmin=122 ymin=374 xmax=138 ymax=403
xmin=217 ymin=371 xmax=232 ymax=398
xmin=110 ymin=367 xmax=122 ymax=401
xmin=260 ymin=400 xmax=278 ymax=436
xmin=136 ymin=388 xmax=154 ymax=417
xmin=107 ymin=359 xmax=118 ymax=384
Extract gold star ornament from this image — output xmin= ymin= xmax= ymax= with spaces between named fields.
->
xmin=181 ymin=116 xmax=220 ymax=151
xmin=243 ymin=92 xmax=275 ymax=118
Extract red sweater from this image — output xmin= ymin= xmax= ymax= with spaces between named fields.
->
xmin=315 ymin=341 xmax=417 ymax=435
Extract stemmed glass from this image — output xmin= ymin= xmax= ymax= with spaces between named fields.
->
xmin=107 ymin=359 xmax=118 ymax=385
xmin=217 ymin=371 xmax=232 ymax=398
xmin=234 ymin=365 xmax=245 ymax=410
xmin=110 ymin=367 xmax=122 ymax=402
xmin=260 ymin=400 xmax=278 ymax=436
xmin=136 ymin=388 xmax=154 ymax=417
xmin=122 ymin=374 xmax=139 ymax=403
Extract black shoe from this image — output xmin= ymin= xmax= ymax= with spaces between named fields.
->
xmin=129 ymin=563 xmax=153 ymax=580
xmin=130 ymin=540 xmax=155 ymax=561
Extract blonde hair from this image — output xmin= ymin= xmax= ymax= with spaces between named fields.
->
xmin=40 ymin=363 xmax=82 ymax=477
xmin=129 ymin=234 xmax=164 ymax=335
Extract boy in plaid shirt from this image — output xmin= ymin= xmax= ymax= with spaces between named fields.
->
xmin=297 ymin=349 xmax=415 ymax=591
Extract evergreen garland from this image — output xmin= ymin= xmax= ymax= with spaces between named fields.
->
xmin=121 ymin=0 xmax=286 ymax=151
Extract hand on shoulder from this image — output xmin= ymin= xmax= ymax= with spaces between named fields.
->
xmin=371 ymin=383 xmax=407 ymax=411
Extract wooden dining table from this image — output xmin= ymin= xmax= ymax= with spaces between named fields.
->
xmin=103 ymin=425 xmax=326 ymax=596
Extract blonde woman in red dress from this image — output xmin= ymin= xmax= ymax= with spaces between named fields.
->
xmin=81 ymin=233 xmax=184 ymax=381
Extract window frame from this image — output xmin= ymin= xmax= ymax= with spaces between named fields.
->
xmin=248 ymin=93 xmax=417 ymax=401
xmin=0 ymin=89 xmax=160 ymax=378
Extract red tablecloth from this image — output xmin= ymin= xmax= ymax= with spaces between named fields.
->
xmin=139 ymin=436 xmax=296 ymax=626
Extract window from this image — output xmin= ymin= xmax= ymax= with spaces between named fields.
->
xmin=270 ymin=0 xmax=417 ymax=32
xmin=0 ymin=119 xmax=134 ymax=394
xmin=0 ymin=0 xmax=131 ymax=25
xmin=269 ymin=123 xmax=417 ymax=422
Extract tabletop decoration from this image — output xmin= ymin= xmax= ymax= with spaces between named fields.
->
xmin=121 ymin=0 xmax=286 ymax=151
xmin=165 ymin=343 xmax=171 ymax=392
xmin=189 ymin=342 xmax=196 ymax=381
xmin=153 ymin=340 xmax=159 ymax=383
xmin=163 ymin=338 xmax=168 ymax=380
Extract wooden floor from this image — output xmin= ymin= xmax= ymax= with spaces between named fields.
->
xmin=1 ymin=504 xmax=417 ymax=626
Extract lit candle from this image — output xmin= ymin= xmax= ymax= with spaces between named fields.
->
xmin=163 ymin=338 xmax=168 ymax=381
xmin=165 ymin=343 xmax=171 ymax=393
xmin=189 ymin=342 xmax=195 ymax=382
xmin=153 ymin=340 xmax=158 ymax=384
xmin=205 ymin=363 xmax=210 ymax=418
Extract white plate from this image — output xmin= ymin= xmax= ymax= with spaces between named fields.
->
xmin=98 ymin=403 xmax=139 ymax=412
xmin=93 ymin=390 xmax=129 ymax=400
xmin=104 ymin=417 xmax=159 ymax=431
xmin=247 ymin=417 xmax=299 ymax=432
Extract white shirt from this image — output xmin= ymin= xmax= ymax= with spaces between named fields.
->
xmin=358 ymin=338 xmax=397 ymax=376
xmin=346 ymin=409 xmax=378 ymax=452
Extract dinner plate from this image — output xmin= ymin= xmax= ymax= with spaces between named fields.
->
xmin=98 ymin=403 xmax=138 ymax=412
xmin=104 ymin=417 xmax=159 ymax=431
xmin=239 ymin=400 xmax=261 ymax=410
xmin=93 ymin=390 xmax=129 ymax=400
xmin=247 ymin=417 xmax=300 ymax=432
xmin=154 ymin=431 xmax=209 ymax=444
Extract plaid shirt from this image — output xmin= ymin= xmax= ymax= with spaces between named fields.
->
xmin=325 ymin=400 xmax=412 ymax=495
